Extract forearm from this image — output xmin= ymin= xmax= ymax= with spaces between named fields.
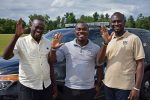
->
xmin=96 ymin=45 xmax=107 ymax=65
xmin=135 ymin=59 xmax=144 ymax=89
xmin=96 ymin=66 xmax=104 ymax=85
xmin=50 ymin=63 xmax=57 ymax=87
xmin=3 ymin=35 xmax=19 ymax=60
xmin=48 ymin=49 xmax=57 ymax=64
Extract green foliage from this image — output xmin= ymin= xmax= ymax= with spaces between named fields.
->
xmin=126 ymin=15 xmax=135 ymax=28
xmin=93 ymin=12 xmax=99 ymax=22
xmin=0 ymin=12 xmax=150 ymax=34
xmin=0 ymin=34 xmax=14 ymax=56
xmin=0 ymin=18 xmax=16 ymax=34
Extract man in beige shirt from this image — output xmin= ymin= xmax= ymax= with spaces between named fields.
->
xmin=3 ymin=18 xmax=56 ymax=100
xmin=97 ymin=12 xmax=145 ymax=100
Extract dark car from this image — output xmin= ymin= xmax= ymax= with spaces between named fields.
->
xmin=0 ymin=27 xmax=150 ymax=100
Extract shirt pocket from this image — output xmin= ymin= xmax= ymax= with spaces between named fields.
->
xmin=40 ymin=47 xmax=50 ymax=58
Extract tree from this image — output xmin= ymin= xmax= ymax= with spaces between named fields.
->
xmin=93 ymin=12 xmax=99 ymax=22
xmin=99 ymin=14 xmax=104 ymax=22
xmin=64 ymin=12 xmax=76 ymax=24
xmin=0 ymin=18 xmax=17 ymax=34
xmin=105 ymin=13 xmax=110 ymax=22
xmin=126 ymin=15 xmax=135 ymax=28
xmin=78 ymin=15 xmax=94 ymax=22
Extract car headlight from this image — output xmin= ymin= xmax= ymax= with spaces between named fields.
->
xmin=0 ymin=74 xmax=18 ymax=90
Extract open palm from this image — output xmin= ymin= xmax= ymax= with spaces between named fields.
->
xmin=15 ymin=18 xmax=25 ymax=37
xmin=51 ymin=33 xmax=63 ymax=49
xmin=100 ymin=26 xmax=113 ymax=43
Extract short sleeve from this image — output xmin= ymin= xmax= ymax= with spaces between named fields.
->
xmin=133 ymin=36 xmax=145 ymax=60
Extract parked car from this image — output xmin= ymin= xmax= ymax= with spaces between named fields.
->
xmin=0 ymin=27 xmax=150 ymax=100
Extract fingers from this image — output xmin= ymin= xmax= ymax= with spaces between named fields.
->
xmin=100 ymin=26 xmax=107 ymax=34
xmin=53 ymin=32 xmax=63 ymax=40
xmin=17 ymin=18 xmax=23 ymax=26
xmin=15 ymin=18 xmax=24 ymax=36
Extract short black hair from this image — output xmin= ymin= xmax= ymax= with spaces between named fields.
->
xmin=111 ymin=12 xmax=126 ymax=22
xmin=75 ymin=22 xmax=89 ymax=29
xmin=29 ymin=16 xmax=45 ymax=26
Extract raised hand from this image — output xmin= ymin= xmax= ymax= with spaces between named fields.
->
xmin=100 ymin=26 xmax=113 ymax=44
xmin=51 ymin=33 xmax=63 ymax=49
xmin=15 ymin=18 xmax=25 ymax=37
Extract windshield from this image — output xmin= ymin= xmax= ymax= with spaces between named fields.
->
xmin=45 ymin=28 xmax=103 ymax=46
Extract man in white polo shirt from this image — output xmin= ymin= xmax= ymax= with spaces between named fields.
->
xmin=3 ymin=18 xmax=55 ymax=100
xmin=97 ymin=12 xmax=145 ymax=100
xmin=49 ymin=22 xmax=103 ymax=100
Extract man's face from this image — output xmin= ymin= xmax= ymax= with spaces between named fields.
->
xmin=30 ymin=19 xmax=45 ymax=42
xmin=75 ymin=23 xmax=89 ymax=42
xmin=111 ymin=14 xmax=125 ymax=33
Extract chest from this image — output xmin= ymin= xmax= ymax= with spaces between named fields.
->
xmin=107 ymin=37 xmax=134 ymax=57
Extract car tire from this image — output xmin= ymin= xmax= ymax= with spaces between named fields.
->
xmin=140 ymin=70 xmax=150 ymax=100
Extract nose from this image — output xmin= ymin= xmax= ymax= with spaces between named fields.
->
xmin=114 ymin=21 xmax=119 ymax=25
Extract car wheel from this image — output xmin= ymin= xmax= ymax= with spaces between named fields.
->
xmin=140 ymin=70 xmax=150 ymax=100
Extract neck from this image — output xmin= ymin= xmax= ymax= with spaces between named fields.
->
xmin=76 ymin=39 xmax=88 ymax=47
xmin=115 ymin=30 xmax=125 ymax=37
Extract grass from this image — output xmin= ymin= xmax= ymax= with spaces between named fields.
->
xmin=0 ymin=34 xmax=14 ymax=56
xmin=0 ymin=34 xmax=29 ymax=56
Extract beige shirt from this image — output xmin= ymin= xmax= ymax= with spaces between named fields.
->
xmin=14 ymin=34 xmax=51 ymax=90
xmin=104 ymin=31 xmax=145 ymax=90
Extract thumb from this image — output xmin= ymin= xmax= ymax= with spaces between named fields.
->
xmin=58 ymin=43 xmax=64 ymax=47
xmin=128 ymin=91 xmax=132 ymax=100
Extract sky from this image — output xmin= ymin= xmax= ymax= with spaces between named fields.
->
xmin=0 ymin=0 xmax=150 ymax=23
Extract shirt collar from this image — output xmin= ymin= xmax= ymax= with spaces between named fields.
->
xmin=112 ymin=31 xmax=129 ymax=39
xmin=27 ymin=34 xmax=44 ymax=43
xmin=73 ymin=38 xmax=91 ymax=48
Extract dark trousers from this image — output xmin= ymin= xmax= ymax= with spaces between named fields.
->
xmin=104 ymin=85 xmax=130 ymax=100
xmin=18 ymin=82 xmax=53 ymax=100
xmin=62 ymin=86 xmax=95 ymax=100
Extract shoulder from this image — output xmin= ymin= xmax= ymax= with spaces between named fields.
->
xmin=126 ymin=32 xmax=142 ymax=44
xmin=43 ymin=37 xmax=51 ymax=44
xmin=17 ymin=35 xmax=28 ymax=42
xmin=127 ymin=31 xmax=140 ymax=39
xmin=64 ymin=40 xmax=74 ymax=46
xmin=89 ymin=40 xmax=100 ymax=48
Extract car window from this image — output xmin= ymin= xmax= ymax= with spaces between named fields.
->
xmin=89 ymin=29 xmax=103 ymax=46
xmin=45 ymin=28 xmax=75 ymax=43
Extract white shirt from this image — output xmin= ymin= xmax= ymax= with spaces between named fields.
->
xmin=56 ymin=39 xmax=100 ymax=89
xmin=14 ymin=34 xmax=51 ymax=90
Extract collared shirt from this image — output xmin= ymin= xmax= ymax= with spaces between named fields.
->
xmin=56 ymin=39 xmax=100 ymax=89
xmin=104 ymin=31 xmax=145 ymax=90
xmin=13 ymin=34 xmax=51 ymax=90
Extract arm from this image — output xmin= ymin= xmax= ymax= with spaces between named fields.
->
xmin=128 ymin=59 xmax=144 ymax=100
xmin=49 ymin=50 xmax=57 ymax=64
xmin=49 ymin=62 xmax=58 ymax=98
xmin=49 ymin=33 xmax=63 ymax=64
xmin=3 ymin=35 xmax=20 ymax=59
xmin=3 ymin=18 xmax=24 ymax=60
xmin=135 ymin=59 xmax=144 ymax=90
xmin=96 ymin=44 xmax=107 ymax=65
xmin=94 ymin=66 xmax=104 ymax=99
xmin=96 ymin=26 xmax=113 ymax=64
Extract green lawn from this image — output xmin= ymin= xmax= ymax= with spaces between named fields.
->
xmin=0 ymin=34 xmax=14 ymax=56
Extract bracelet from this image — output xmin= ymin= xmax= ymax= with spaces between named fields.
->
xmin=51 ymin=48 xmax=56 ymax=51
xmin=133 ymin=87 xmax=140 ymax=91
